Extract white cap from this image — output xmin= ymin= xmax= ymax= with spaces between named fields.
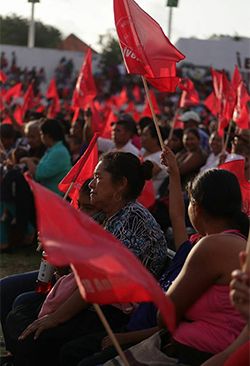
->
xmin=180 ymin=111 xmax=201 ymax=123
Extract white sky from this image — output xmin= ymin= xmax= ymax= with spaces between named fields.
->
xmin=1 ymin=0 xmax=250 ymax=51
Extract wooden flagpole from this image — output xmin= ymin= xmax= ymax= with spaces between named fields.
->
xmin=93 ymin=304 xmax=130 ymax=366
xmin=222 ymin=120 xmax=233 ymax=153
xmin=141 ymin=76 xmax=165 ymax=150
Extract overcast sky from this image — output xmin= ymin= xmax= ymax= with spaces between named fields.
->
xmin=1 ymin=0 xmax=250 ymax=51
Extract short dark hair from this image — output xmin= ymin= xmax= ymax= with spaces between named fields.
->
xmin=100 ymin=151 xmax=153 ymax=200
xmin=40 ymin=118 xmax=65 ymax=142
xmin=112 ymin=119 xmax=138 ymax=136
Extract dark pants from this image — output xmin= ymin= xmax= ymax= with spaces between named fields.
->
xmin=0 ymin=271 xmax=38 ymax=350
xmin=6 ymin=305 xmax=130 ymax=366
xmin=60 ymin=331 xmax=134 ymax=366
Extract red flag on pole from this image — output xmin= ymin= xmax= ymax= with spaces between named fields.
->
xmin=72 ymin=48 xmax=97 ymax=109
xmin=46 ymin=79 xmax=61 ymax=118
xmin=2 ymin=82 xmax=22 ymax=103
xmin=219 ymin=159 xmax=250 ymax=216
xmin=141 ymin=89 xmax=160 ymax=117
xmin=233 ymin=81 xmax=250 ymax=129
xmin=58 ymin=133 xmax=99 ymax=207
xmin=22 ymin=83 xmax=34 ymax=118
xmin=203 ymin=91 xmax=221 ymax=116
xmin=26 ymin=174 xmax=176 ymax=332
xmin=113 ymin=0 xmax=185 ymax=92
xmin=178 ymin=78 xmax=200 ymax=108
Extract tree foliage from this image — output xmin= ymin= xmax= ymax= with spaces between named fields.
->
xmin=0 ymin=14 xmax=62 ymax=48
xmin=98 ymin=30 xmax=123 ymax=72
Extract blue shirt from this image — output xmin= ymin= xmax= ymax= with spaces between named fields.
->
xmin=104 ymin=201 xmax=168 ymax=278
xmin=35 ymin=141 xmax=72 ymax=195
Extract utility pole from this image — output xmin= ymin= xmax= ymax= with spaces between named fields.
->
xmin=27 ymin=0 xmax=40 ymax=48
xmin=166 ymin=0 xmax=178 ymax=41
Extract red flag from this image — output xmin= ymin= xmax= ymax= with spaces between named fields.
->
xmin=203 ymin=91 xmax=221 ymax=116
xmin=142 ymin=89 xmax=160 ymax=117
xmin=219 ymin=159 xmax=250 ymax=216
xmin=46 ymin=79 xmax=61 ymax=118
xmin=178 ymin=78 xmax=200 ymax=108
xmin=132 ymin=85 xmax=141 ymax=102
xmin=233 ymin=80 xmax=250 ymax=129
xmin=71 ymin=107 xmax=80 ymax=123
xmin=100 ymin=108 xmax=118 ymax=139
xmin=72 ymin=48 xmax=97 ymax=109
xmin=112 ymin=87 xmax=128 ymax=108
xmin=58 ymin=133 xmax=99 ymax=207
xmin=22 ymin=83 xmax=34 ymax=117
xmin=2 ymin=82 xmax=22 ymax=103
xmin=26 ymin=175 xmax=176 ymax=332
xmin=0 ymin=71 xmax=7 ymax=84
xmin=137 ymin=179 xmax=156 ymax=208
xmin=114 ymin=0 xmax=185 ymax=92
xmin=13 ymin=105 xmax=24 ymax=126
xmin=231 ymin=65 xmax=242 ymax=90
xmin=211 ymin=68 xmax=223 ymax=102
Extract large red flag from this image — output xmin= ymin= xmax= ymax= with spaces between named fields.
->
xmin=46 ymin=79 xmax=61 ymax=118
xmin=26 ymin=175 xmax=176 ymax=332
xmin=72 ymin=48 xmax=97 ymax=109
xmin=113 ymin=0 xmax=184 ymax=92
xmin=219 ymin=159 xmax=250 ymax=216
xmin=58 ymin=133 xmax=99 ymax=207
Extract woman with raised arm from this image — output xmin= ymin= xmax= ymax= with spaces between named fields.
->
xmin=104 ymin=151 xmax=249 ymax=366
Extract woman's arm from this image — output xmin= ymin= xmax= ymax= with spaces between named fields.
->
xmin=158 ymin=235 xmax=245 ymax=327
xmin=101 ymin=326 xmax=159 ymax=350
xmin=18 ymin=289 xmax=88 ymax=340
xmin=161 ymin=146 xmax=188 ymax=249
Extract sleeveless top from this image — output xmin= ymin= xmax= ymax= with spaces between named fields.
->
xmin=173 ymin=230 xmax=247 ymax=354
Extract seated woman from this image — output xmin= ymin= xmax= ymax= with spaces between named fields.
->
xmin=58 ymin=146 xmax=198 ymax=366
xmin=103 ymin=160 xmax=249 ymax=366
xmin=5 ymin=152 xmax=168 ymax=366
xmin=20 ymin=118 xmax=72 ymax=196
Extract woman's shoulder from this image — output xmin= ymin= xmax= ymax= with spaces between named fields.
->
xmin=191 ymin=232 xmax=246 ymax=257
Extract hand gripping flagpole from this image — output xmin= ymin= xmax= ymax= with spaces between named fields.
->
xmin=141 ymin=76 xmax=165 ymax=150
xmin=93 ymin=304 xmax=130 ymax=366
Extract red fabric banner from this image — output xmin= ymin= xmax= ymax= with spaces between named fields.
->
xmin=58 ymin=133 xmax=99 ymax=207
xmin=113 ymin=0 xmax=184 ymax=92
xmin=72 ymin=48 xmax=97 ymax=109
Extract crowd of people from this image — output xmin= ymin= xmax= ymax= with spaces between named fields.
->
xmin=0 ymin=50 xmax=250 ymax=366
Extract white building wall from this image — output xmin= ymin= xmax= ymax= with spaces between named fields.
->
xmin=0 ymin=44 xmax=100 ymax=85
xmin=176 ymin=37 xmax=250 ymax=89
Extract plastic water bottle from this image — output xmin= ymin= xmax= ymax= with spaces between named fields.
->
xmin=35 ymin=251 xmax=54 ymax=294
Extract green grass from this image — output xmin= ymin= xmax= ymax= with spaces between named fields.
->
xmin=0 ymin=245 xmax=41 ymax=279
